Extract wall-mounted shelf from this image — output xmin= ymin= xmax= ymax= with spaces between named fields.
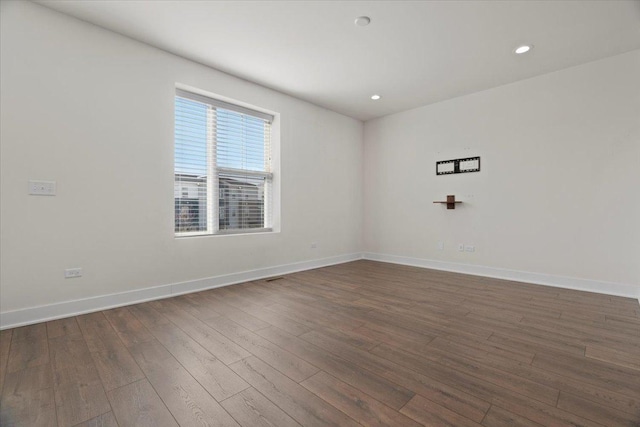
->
xmin=433 ymin=195 xmax=462 ymax=209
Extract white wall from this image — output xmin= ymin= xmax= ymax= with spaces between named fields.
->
xmin=364 ymin=50 xmax=640 ymax=295
xmin=0 ymin=1 xmax=363 ymax=317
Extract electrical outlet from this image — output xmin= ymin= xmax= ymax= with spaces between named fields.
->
xmin=465 ymin=245 xmax=475 ymax=252
xmin=64 ymin=268 xmax=82 ymax=278
xmin=458 ymin=243 xmax=464 ymax=252
xmin=437 ymin=241 xmax=444 ymax=251
xmin=310 ymin=242 xmax=317 ymax=249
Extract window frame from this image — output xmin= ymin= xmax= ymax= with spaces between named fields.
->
xmin=174 ymin=88 xmax=276 ymax=237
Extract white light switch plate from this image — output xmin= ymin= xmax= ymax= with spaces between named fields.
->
xmin=29 ymin=180 xmax=56 ymax=196
xmin=64 ymin=268 xmax=82 ymax=278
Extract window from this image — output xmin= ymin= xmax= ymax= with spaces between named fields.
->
xmin=174 ymin=89 xmax=274 ymax=236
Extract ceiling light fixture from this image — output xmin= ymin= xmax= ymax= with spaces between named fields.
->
xmin=355 ymin=16 xmax=371 ymax=26
xmin=371 ymin=94 xmax=381 ymax=100
xmin=514 ymin=45 xmax=532 ymax=54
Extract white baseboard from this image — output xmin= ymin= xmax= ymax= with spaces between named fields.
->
xmin=363 ymin=252 xmax=640 ymax=300
xmin=2 ymin=251 xmax=637 ymax=329
xmin=0 ymin=252 xmax=363 ymax=330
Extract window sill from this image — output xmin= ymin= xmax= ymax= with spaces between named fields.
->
xmin=175 ymin=228 xmax=274 ymax=238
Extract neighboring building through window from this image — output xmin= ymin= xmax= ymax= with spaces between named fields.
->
xmin=174 ymin=89 xmax=274 ymax=236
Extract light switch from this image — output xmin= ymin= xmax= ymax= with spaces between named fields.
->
xmin=29 ymin=180 xmax=56 ymax=196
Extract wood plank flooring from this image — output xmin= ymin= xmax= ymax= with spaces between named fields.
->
xmin=0 ymin=260 xmax=638 ymax=426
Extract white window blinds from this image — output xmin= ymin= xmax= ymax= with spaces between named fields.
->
xmin=174 ymin=89 xmax=273 ymax=236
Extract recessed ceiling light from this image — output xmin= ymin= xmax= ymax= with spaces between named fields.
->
xmin=355 ymin=16 xmax=371 ymax=27
xmin=514 ymin=45 xmax=532 ymax=54
xmin=371 ymin=94 xmax=381 ymax=100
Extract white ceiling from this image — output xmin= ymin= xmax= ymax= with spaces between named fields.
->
xmin=37 ymin=0 xmax=640 ymax=121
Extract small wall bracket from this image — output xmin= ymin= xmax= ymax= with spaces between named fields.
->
xmin=433 ymin=195 xmax=462 ymax=209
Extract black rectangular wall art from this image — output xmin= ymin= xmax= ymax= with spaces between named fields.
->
xmin=436 ymin=156 xmax=480 ymax=175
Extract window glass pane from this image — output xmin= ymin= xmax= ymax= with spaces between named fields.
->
xmin=216 ymin=109 xmax=266 ymax=172
xmin=175 ymin=97 xmax=208 ymax=232
xmin=175 ymin=97 xmax=208 ymax=176
xmin=218 ymin=175 xmax=265 ymax=231
xmin=175 ymin=189 xmax=206 ymax=232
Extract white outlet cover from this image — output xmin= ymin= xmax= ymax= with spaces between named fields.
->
xmin=458 ymin=243 xmax=465 ymax=251
xmin=29 ymin=180 xmax=56 ymax=196
xmin=64 ymin=268 xmax=82 ymax=278
xmin=465 ymin=245 xmax=475 ymax=252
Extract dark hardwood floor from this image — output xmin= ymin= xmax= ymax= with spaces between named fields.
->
xmin=1 ymin=260 xmax=639 ymax=426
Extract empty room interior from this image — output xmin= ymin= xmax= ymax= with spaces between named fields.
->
xmin=1 ymin=1 xmax=640 ymax=426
